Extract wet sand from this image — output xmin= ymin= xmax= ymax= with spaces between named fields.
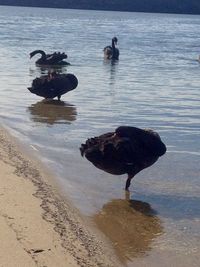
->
xmin=0 ymin=126 xmax=119 ymax=267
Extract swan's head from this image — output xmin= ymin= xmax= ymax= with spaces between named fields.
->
xmin=66 ymin=74 xmax=79 ymax=90
xmin=112 ymin=37 xmax=118 ymax=44
xmin=29 ymin=51 xmax=35 ymax=59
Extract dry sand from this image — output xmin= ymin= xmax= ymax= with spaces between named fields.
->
xmin=0 ymin=126 xmax=119 ymax=267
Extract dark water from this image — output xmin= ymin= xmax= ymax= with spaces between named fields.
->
xmin=0 ymin=6 xmax=199 ymax=266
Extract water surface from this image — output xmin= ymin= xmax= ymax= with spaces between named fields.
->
xmin=0 ymin=6 xmax=199 ymax=266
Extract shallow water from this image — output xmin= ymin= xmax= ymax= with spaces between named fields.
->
xmin=0 ymin=6 xmax=200 ymax=266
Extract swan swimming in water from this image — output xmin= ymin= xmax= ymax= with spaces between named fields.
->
xmin=28 ymin=71 xmax=78 ymax=100
xmin=80 ymin=126 xmax=166 ymax=191
xmin=104 ymin=37 xmax=119 ymax=60
xmin=30 ymin=50 xmax=70 ymax=66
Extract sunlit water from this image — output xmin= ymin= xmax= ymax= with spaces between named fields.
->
xmin=0 ymin=6 xmax=199 ymax=266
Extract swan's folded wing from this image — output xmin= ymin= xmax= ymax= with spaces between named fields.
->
xmin=47 ymin=53 xmax=67 ymax=64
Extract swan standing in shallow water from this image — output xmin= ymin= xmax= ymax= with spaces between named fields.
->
xmin=28 ymin=71 xmax=78 ymax=100
xmin=80 ymin=126 xmax=166 ymax=191
xmin=104 ymin=37 xmax=119 ymax=60
xmin=30 ymin=50 xmax=70 ymax=66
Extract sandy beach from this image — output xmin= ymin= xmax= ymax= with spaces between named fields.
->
xmin=0 ymin=126 xmax=119 ymax=267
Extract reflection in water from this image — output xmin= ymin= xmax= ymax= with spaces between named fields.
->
xmin=177 ymin=56 xmax=199 ymax=63
xmin=137 ymin=192 xmax=200 ymax=220
xmin=103 ymin=59 xmax=118 ymax=85
xmin=37 ymin=65 xmax=68 ymax=75
xmin=28 ymin=100 xmax=77 ymax=125
xmin=29 ymin=65 xmax=68 ymax=77
xmin=94 ymin=194 xmax=163 ymax=263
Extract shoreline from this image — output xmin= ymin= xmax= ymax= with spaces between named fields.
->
xmin=0 ymin=126 xmax=119 ymax=267
xmin=0 ymin=3 xmax=199 ymax=16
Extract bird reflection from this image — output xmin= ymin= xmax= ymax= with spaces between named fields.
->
xmin=37 ymin=65 xmax=67 ymax=75
xmin=103 ymin=59 xmax=118 ymax=85
xmin=94 ymin=194 xmax=163 ymax=263
xmin=28 ymin=100 xmax=77 ymax=125
xmin=29 ymin=65 xmax=67 ymax=77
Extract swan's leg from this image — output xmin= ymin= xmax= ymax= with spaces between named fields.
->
xmin=57 ymin=95 xmax=61 ymax=101
xmin=125 ymin=174 xmax=134 ymax=191
xmin=125 ymin=190 xmax=130 ymax=200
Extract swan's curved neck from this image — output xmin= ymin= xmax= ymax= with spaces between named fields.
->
xmin=112 ymin=40 xmax=116 ymax=50
xmin=31 ymin=50 xmax=46 ymax=59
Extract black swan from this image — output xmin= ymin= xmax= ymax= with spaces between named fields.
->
xmin=103 ymin=37 xmax=119 ymax=60
xmin=80 ymin=126 xmax=166 ymax=190
xmin=30 ymin=50 xmax=70 ymax=66
xmin=28 ymin=72 xmax=78 ymax=100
